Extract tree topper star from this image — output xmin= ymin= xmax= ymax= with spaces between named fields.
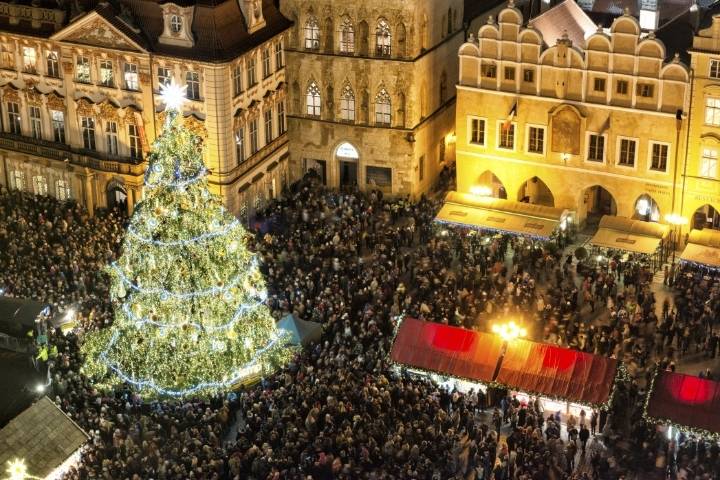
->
xmin=159 ymin=80 xmax=187 ymax=111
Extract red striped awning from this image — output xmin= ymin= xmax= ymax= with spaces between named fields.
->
xmin=646 ymin=371 xmax=720 ymax=435
xmin=390 ymin=317 xmax=504 ymax=384
xmin=496 ymin=339 xmax=618 ymax=405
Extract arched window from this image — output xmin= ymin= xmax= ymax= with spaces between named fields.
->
xmin=440 ymin=71 xmax=447 ymax=103
xmin=396 ymin=23 xmax=407 ymax=57
xmin=306 ymin=81 xmax=321 ymax=117
xmin=375 ymin=88 xmax=391 ymax=125
xmin=340 ymin=83 xmax=355 ymax=121
xmin=375 ymin=19 xmax=391 ymax=57
xmin=339 ymin=17 xmax=354 ymax=54
xmin=304 ymin=16 xmax=320 ymax=50
xmin=447 ymin=8 xmax=452 ymax=35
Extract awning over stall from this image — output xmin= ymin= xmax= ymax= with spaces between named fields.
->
xmin=496 ymin=338 xmax=618 ymax=405
xmin=390 ymin=317 xmax=504 ymax=384
xmin=646 ymin=370 xmax=720 ymax=435
xmin=435 ymin=191 xmax=569 ymax=239
xmin=589 ymin=216 xmax=669 ymax=255
xmin=680 ymin=229 xmax=720 ymax=268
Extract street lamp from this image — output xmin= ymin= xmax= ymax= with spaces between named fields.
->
xmin=665 ymin=213 xmax=688 ymax=265
xmin=492 ymin=320 xmax=527 ymax=342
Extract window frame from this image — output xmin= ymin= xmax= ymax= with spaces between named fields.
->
xmin=700 ymin=148 xmax=718 ymax=179
xmin=306 ymin=82 xmax=321 ymax=117
xmin=46 ymin=51 xmax=59 ymax=78
xmin=157 ymin=66 xmax=171 ymax=88
xmin=636 ymin=82 xmax=654 ymax=98
xmin=304 ymin=17 xmax=320 ymax=50
xmin=710 ymin=59 xmax=720 ymax=79
xmin=81 ymin=116 xmax=96 ymax=150
xmin=11 ymin=170 xmax=25 ymax=191
xmin=522 ymin=69 xmax=534 ymax=83
xmin=705 ymin=97 xmax=720 ymax=126
xmin=616 ymin=135 xmax=639 ymax=169
xmin=375 ymin=18 xmax=391 ymax=57
xmin=105 ymin=120 xmax=119 ymax=155
xmin=277 ymin=100 xmax=286 ymax=135
xmin=274 ymin=42 xmax=284 ymax=68
xmin=128 ymin=123 xmax=142 ymax=159
xmin=593 ymin=77 xmax=606 ymax=93
xmin=247 ymin=56 xmax=257 ymax=87
xmin=99 ymin=60 xmax=114 ymax=87
xmin=525 ymin=124 xmax=546 ymax=156
xmin=186 ymin=71 xmax=201 ymax=100
xmin=22 ymin=46 xmax=36 ymax=73
xmin=75 ymin=56 xmax=91 ymax=83
xmin=374 ymin=88 xmax=391 ymax=126
xmin=264 ymin=108 xmax=273 ymax=143
xmin=467 ymin=116 xmax=486 ymax=147
xmin=235 ymin=125 xmax=245 ymax=164
xmin=55 ymin=179 xmax=71 ymax=200
xmin=504 ymin=66 xmax=516 ymax=81
xmin=7 ymin=101 xmax=21 ymax=135
xmin=648 ymin=141 xmax=670 ymax=173
xmin=32 ymin=175 xmax=48 ymax=196
xmin=51 ymin=110 xmax=65 ymax=144
xmin=123 ymin=62 xmax=139 ymax=91
xmin=496 ymin=120 xmax=517 ymax=151
xmin=616 ymin=79 xmax=629 ymax=95
xmin=262 ymin=47 xmax=271 ymax=79
xmin=249 ymin=117 xmax=259 ymax=154
xmin=232 ymin=63 xmax=243 ymax=96
xmin=585 ymin=132 xmax=608 ymax=164
xmin=339 ymin=17 xmax=355 ymax=54
xmin=29 ymin=105 xmax=42 ymax=140
xmin=340 ymin=84 xmax=355 ymax=122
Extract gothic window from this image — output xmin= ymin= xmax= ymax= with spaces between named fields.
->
xmin=339 ymin=17 xmax=354 ymax=54
xmin=375 ymin=88 xmax=391 ymax=125
xmin=396 ymin=23 xmax=407 ymax=57
xmin=306 ymin=81 xmax=321 ymax=117
xmin=375 ymin=18 xmax=391 ymax=57
xmin=304 ymin=16 xmax=320 ymax=50
xmin=440 ymin=71 xmax=448 ymax=103
xmin=340 ymin=83 xmax=355 ymax=121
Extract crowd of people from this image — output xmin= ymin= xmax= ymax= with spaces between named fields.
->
xmin=1 ymin=175 xmax=719 ymax=479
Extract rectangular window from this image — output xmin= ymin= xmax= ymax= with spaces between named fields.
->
xmin=247 ymin=57 xmax=257 ymax=87
xmin=650 ymin=142 xmax=668 ymax=172
xmin=186 ymin=71 xmax=200 ymax=100
xmin=105 ymin=121 xmax=118 ymax=155
xmin=55 ymin=179 xmax=71 ymax=200
xmin=504 ymin=67 xmax=515 ymax=81
xmin=235 ymin=126 xmax=245 ymax=164
xmin=7 ymin=102 xmax=21 ymax=135
xmin=711 ymin=59 xmax=720 ymax=79
xmin=22 ymin=47 xmax=36 ymax=73
xmin=32 ymin=175 xmax=47 ymax=196
xmin=157 ymin=67 xmax=171 ymax=87
xmin=366 ymin=166 xmax=392 ymax=187
xmin=11 ymin=170 xmax=25 ymax=191
xmin=51 ymin=110 xmax=65 ymax=143
xmin=124 ymin=63 xmax=138 ymax=90
xmin=277 ymin=101 xmax=286 ymax=134
xmin=527 ymin=126 xmax=545 ymax=154
xmin=29 ymin=106 xmax=41 ymax=139
xmin=100 ymin=60 xmax=114 ymax=87
xmin=701 ymin=148 xmax=718 ymax=178
xmin=636 ymin=83 xmax=654 ymax=98
xmin=419 ymin=155 xmax=425 ymax=182
xmin=523 ymin=69 xmax=534 ymax=83
xmin=262 ymin=48 xmax=271 ymax=78
xmin=498 ymin=123 xmax=515 ymax=150
xmin=593 ymin=77 xmax=606 ymax=92
xmin=587 ymin=134 xmax=605 ymax=162
xmin=706 ymin=97 xmax=720 ymax=126
xmin=469 ymin=118 xmax=485 ymax=145
xmin=275 ymin=42 xmax=284 ymax=68
xmin=232 ymin=64 xmax=243 ymax=96
xmin=264 ymin=108 xmax=273 ymax=143
xmin=81 ymin=116 xmax=96 ymax=150
xmin=1 ymin=45 xmax=14 ymax=70
xmin=616 ymin=80 xmax=629 ymax=95
xmin=618 ymin=138 xmax=637 ymax=167
xmin=128 ymin=124 xmax=142 ymax=159
xmin=46 ymin=52 xmax=59 ymax=78
xmin=76 ymin=56 xmax=90 ymax=83
xmin=482 ymin=63 xmax=497 ymax=78
xmin=249 ymin=118 xmax=258 ymax=154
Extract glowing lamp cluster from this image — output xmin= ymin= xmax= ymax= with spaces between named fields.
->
xmin=665 ymin=213 xmax=688 ymax=226
xmin=469 ymin=185 xmax=493 ymax=197
xmin=492 ymin=321 xmax=527 ymax=342
xmin=4 ymin=459 xmax=40 ymax=480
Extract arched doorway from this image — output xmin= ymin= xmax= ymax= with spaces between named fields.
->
xmin=692 ymin=204 xmax=720 ymax=230
xmin=335 ymin=142 xmax=359 ymax=188
xmin=582 ymin=185 xmax=617 ymax=226
xmin=517 ymin=176 xmax=554 ymax=207
xmin=475 ymin=170 xmax=506 ymax=199
xmin=107 ymin=181 xmax=127 ymax=213
xmin=632 ymin=194 xmax=660 ymax=222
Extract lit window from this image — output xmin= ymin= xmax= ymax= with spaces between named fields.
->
xmin=482 ymin=63 xmax=496 ymax=78
xmin=304 ymin=17 xmax=320 ymax=50
xmin=701 ymin=148 xmax=718 ymax=178
xmin=22 ymin=47 xmax=36 ymax=73
xmin=650 ymin=143 xmax=668 ymax=172
xmin=249 ymin=117 xmax=258 ymax=154
xmin=235 ymin=125 xmax=245 ymax=164
xmin=528 ymin=126 xmax=545 ymax=154
xmin=618 ymin=138 xmax=637 ymax=167
xmin=375 ymin=88 xmax=391 ymax=125
xmin=711 ymin=59 xmax=720 ymax=79
xmin=498 ymin=123 xmax=515 ymax=149
xmin=100 ymin=60 xmax=114 ymax=87
xmin=275 ymin=42 xmax=284 ymax=68
xmin=81 ymin=116 xmax=96 ymax=150
xmin=636 ymin=83 xmax=654 ymax=98
xmin=306 ymin=81 xmax=321 ymax=117
xmin=128 ymin=124 xmax=142 ymax=159
xmin=29 ymin=106 xmax=41 ymax=139
xmin=706 ymin=97 xmax=720 ymax=126
xmin=233 ymin=64 xmax=243 ymax=96
xmin=11 ymin=170 xmax=25 ymax=191
xmin=105 ymin=121 xmax=118 ymax=155
xmin=55 ymin=179 xmax=71 ymax=200
xmin=262 ymin=47 xmax=271 ymax=78
xmin=277 ymin=101 xmax=285 ymax=134
xmin=247 ymin=57 xmax=257 ymax=87
xmin=170 ymin=15 xmax=183 ymax=34
xmin=7 ymin=102 xmax=21 ymax=135
xmin=186 ymin=71 xmax=200 ymax=100
xmin=587 ymin=134 xmax=605 ymax=162
xmin=32 ymin=175 xmax=48 ymax=195
xmin=339 ymin=17 xmax=354 ymax=53
xmin=46 ymin=52 xmax=59 ymax=77
xmin=376 ymin=18 xmax=391 ymax=57
xmin=76 ymin=56 xmax=90 ymax=83
xmin=340 ymin=84 xmax=355 ymax=122
xmin=0 ymin=45 xmax=14 ymax=69
xmin=157 ymin=67 xmax=171 ymax=87
xmin=469 ymin=118 xmax=485 ymax=145
xmin=51 ymin=110 xmax=65 ymax=143
xmin=264 ymin=108 xmax=273 ymax=143
xmin=124 ymin=63 xmax=138 ymax=90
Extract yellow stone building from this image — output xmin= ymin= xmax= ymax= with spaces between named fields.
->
xmin=455 ymin=1 xmax=692 ymax=228
xmin=0 ymin=0 xmax=290 ymax=218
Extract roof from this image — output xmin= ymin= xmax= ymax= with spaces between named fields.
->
xmin=0 ymin=350 xmax=45 ymax=427
xmin=598 ymin=215 xmax=670 ymax=239
xmin=435 ymin=191 xmax=568 ymax=239
xmin=496 ymin=338 xmax=618 ymax=405
xmin=688 ymin=228 xmax=720 ymax=247
xmin=529 ymin=0 xmax=597 ymax=48
xmin=0 ymin=397 xmax=88 ymax=478
xmin=646 ymin=370 xmax=720 ymax=436
xmin=390 ymin=318 xmax=619 ymax=406
xmin=589 ymin=216 xmax=669 ymax=255
xmin=0 ymin=296 xmax=47 ymax=334
xmin=390 ymin=317 xmax=505 ymax=384
xmin=679 ymin=229 xmax=720 ymax=268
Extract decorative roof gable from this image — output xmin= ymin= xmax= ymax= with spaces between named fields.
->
xmin=50 ymin=11 xmax=147 ymax=53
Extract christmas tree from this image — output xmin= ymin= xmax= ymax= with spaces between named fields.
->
xmin=82 ymin=82 xmax=292 ymax=397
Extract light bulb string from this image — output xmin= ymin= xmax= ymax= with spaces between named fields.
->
xmin=121 ymin=293 xmax=267 ymax=332
xmin=98 ymin=328 xmax=288 ymax=396
xmin=125 ymin=219 xmax=242 ymax=246
xmin=144 ymin=166 xmax=209 ymax=190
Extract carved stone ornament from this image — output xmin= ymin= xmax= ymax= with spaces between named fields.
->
xmin=75 ymin=98 xmax=95 ymax=117
xmin=138 ymin=72 xmax=150 ymax=85
xmin=2 ymin=85 xmax=20 ymax=103
xmin=62 ymin=61 xmax=74 ymax=74
xmin=156 ymin=111 xmax=207 ymax=139
xmin=98 ymin=100 xmax=119 ymax=122
xmin=65 ymin=19 xmax=137 ymax=51
xmin=25 ymin=89 xmax=42 ymax=106
xmin=46 ymin=92 xmax=65 ymax=110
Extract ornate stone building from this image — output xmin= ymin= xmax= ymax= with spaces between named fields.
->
xmin=455 ymin=1 xmax=691 ymax=226
xmin=279 ymin=0 xmax=472 ymax=196
xmin=0 ymin=0 xmax=290 ymax=218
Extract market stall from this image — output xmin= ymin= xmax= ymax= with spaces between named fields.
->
xmin=588 ymin=216 xmax=669 ymax=270
xmin=679 ymin=229 xmax=720 ymax=270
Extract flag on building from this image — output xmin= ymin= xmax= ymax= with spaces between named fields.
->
xmin=503 ymin=101 xmax=517 ymax=131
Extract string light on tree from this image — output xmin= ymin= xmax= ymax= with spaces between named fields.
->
xmin=81 ymin=81 xmax=293 ymax=398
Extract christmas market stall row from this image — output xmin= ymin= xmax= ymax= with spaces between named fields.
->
xmin=588 ymin=216 xmax=670 ymax=271
xmin=390 ymin=317 xmax=621 ymax=417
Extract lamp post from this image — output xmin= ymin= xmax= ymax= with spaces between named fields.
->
xmin=491 ymin=320 xmax=527 ymax=381
xmin=470 ymin=185 xmax=492 ymax=197
xmin=665 ymin=213 xmax=688 ymax=265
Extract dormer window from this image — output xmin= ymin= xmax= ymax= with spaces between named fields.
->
xmin=170 ymin=15 xmax=183 ymax=34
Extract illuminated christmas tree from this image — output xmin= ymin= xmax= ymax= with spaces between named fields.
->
xmin=82 ymin=82 xmax=292 ymax=397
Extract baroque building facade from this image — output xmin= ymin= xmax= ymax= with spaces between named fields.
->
xmin=279 ymin=0 xmax=469 ymax=196
xmin=455 ymin=1 xmax=691 ymax=227
xmin=0 ymin=0 xmax=290 ymax=218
